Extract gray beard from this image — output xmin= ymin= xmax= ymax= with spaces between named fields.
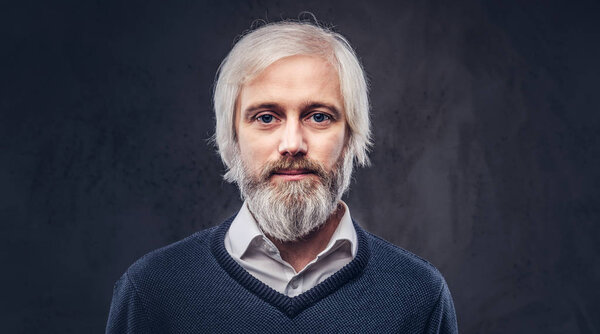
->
xmin=234 ymin=151 xmax=353 ymax=242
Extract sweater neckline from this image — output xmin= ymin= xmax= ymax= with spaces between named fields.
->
xmin=210 ymin=216 xmax=371 ymax=318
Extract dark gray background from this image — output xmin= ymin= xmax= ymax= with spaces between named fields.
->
xmin=2 ymin=0 xmax=599 ymax=333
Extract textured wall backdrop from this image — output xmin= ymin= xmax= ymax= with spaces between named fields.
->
xmin=2 ymin=0 xmax=599 ymax=333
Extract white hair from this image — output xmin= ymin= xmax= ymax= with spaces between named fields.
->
xmin=240 ymin=149 xmax=353 ymax=242
xmin=213 ymin=21 xmax=372 ymax=182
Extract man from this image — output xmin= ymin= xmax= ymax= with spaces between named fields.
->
xmin=107 ymin=21 xmax=458 ymax=333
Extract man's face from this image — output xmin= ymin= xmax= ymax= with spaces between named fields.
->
xmin=233 ymin=55 xmax=348 ymax=241
xmin=235 ymin=55 xmax=347 ymax=182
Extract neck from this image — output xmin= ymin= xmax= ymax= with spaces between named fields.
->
xmin=268 ymin=202 xmax=345 ymax=273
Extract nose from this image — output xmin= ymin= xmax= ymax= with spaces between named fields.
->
xmin=278 ymin=119 xmax=307 ymax=157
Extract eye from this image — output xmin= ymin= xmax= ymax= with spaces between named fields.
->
xmin=310 ymin=113 xmax=330 ymax=123
xmin=257 ymin=114 xmax=274 ymax=123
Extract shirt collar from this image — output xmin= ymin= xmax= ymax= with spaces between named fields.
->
xmin=323 ymin=201 xmax=358 ymax=258
xmin=227 ymin=201 xmax=264 ymax=258
xmin=227 ymin=200 xmax=358 ymax=259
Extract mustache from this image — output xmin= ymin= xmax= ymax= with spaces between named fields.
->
xmin=259 ymin=156 xmax=329 ymax=181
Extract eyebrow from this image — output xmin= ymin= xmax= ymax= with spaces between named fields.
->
xmin=243 ymin=101 xmax=342 ymax=119
xmin=302 ymin=102 xmax=342 ymax=119
xmin=243 ymin=103 xmax=281 ymax=119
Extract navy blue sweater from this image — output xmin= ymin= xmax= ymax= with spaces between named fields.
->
xmin=106 ymin=218 xmax=458 ymax=333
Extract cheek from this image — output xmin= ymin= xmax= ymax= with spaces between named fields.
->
xmin=238 ymin=134 xmax=277 ymax=170
xmin=330 ymin=138 xmax=346 ymax=163
xmin=239 ymin=141 xmax=258 ymax=167
xmin=312 ymin=130 xmax=346 ymax=169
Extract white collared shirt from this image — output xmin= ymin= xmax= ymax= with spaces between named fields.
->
xmin=224 ymin=201 xmax=358 ymax=297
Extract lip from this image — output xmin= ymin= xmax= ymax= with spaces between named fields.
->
xmin=271 ymin=169 xmax=313 ymax=180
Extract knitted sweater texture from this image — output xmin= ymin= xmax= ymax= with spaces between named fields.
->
xmin=106 ymin=218 xmax=458 ymax=333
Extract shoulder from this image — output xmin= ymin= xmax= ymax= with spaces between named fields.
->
xmin=106 ymin=224 xmax=227 ymax=332
xmin=362 ymin=228 xmax=448 ymax=296
xmin=123 ymin=225 xmax=218 ymax=286
xmin=354 ymin=228 xmax=457 ymax=332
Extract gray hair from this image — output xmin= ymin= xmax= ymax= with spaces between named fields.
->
xmin=213 ymin=21 xmax=372 ymax=182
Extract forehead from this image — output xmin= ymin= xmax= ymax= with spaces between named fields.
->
xmin=237 ymin=55 xmax=344 ymax=114
xmin=246 ymin=54 xmax=337 ymax=86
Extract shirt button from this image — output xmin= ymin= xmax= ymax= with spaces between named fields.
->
xmin=290 ymin=278 xmax=299 ymax=289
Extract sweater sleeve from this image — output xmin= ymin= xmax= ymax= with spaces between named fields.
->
xmin=425 ymin=279 xmax=458 ymax=334
xmin=105 ymin=273 xmax=153 ymax=334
